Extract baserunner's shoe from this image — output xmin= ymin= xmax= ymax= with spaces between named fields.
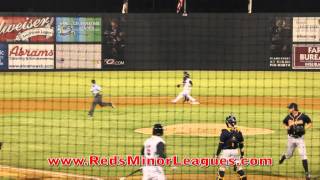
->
xmin=279 ymin=155 xmax=286 ymax=164
xmin=110 ymin=103 xmax=116 ymax=108
xmin=305 ymin=172 xmax=311 ymax=180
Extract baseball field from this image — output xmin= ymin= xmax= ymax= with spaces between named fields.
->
xmin=0 ymin=71 xmax=319 ymax=179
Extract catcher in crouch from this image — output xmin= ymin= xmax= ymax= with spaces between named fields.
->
xmin=215 ymin=114 xmax=247 ymax=180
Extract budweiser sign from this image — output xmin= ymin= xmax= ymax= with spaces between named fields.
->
xmin=8 ymin=44 xmax=54 ymax=69
xmin=0 ymin=17 xmax=54 ymax=42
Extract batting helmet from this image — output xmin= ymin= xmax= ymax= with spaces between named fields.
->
xmin=183 ymin=71 xmax=190 ymax=76
xmin=288 ymin=103 xmax=298 ymax=111
xmin=225 ymin=115 xmax=237 ymax=127
xmin=152 ymin=124 xmax=164 ymax=136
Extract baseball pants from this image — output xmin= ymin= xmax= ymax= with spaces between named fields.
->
xmin=219 ymin=149 xmax=243 ymax=171
xmin=172 ymin=89 xmax=196 ymax=103
xmin=142 ymin=166 xmax=165 ymax=180
xmin=88 ymin=94 xmax=112 ymax=116
xmin=284 ymin=135 xmax=307 ymax=160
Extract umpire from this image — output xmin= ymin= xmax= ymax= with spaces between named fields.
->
xmin=88 ymin=80 xmax=114 ymax=118
xmin=279 ymin=103 xmax=312 ymax=180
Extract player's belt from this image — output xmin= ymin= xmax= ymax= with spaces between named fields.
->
xmin=222 ymin=147 xmax=238 ymax=150
xmin=289 ymin=134 xmax=302 ymax=138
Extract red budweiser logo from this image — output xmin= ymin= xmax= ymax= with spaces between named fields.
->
xmin=0 ymin=17 xmax=53 ymax=35
xmin=9 ymin=45 xmax=54 ymax=56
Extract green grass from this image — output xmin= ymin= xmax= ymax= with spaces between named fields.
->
xmin=0 ymin=71 xmax=319 ymax=178
xmin=0 ymin=71 xmax=319 ymax=98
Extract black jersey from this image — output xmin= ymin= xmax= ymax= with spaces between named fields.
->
xmin=219 ymin=128 xmax=244 ymax=149
xmin=283 ymin=112 xmax=311 ymax=137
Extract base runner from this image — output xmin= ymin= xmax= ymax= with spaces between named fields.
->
xmin=171 ymin=71 xmax=199 ymax=105
xmin=279 ymin=103 xmax=312 ymax=180
xmin=141 ymin=124 xmax=166 ymax=180
xmin=88 ymin=80 xmax=115 ymax=118
xmin=215 ymin=114 xmax=247 ymax=180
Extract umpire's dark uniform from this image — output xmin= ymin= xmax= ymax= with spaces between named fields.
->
xmin=88 ymin=80 xmax=113 ymax=117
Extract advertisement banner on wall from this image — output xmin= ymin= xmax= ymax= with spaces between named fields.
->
xmin=8 ymin=44 xmax=54 ymax=69
xmin=0 ymin=17 xmax=54 ymax=42
xmin=0 ymin=43 xmax=8 ymax=70
xmin=292 ymin=44 xmax=320 ymax=69
xmin=56 ymin=44 xmax=101 ymax=69
xmin=293 ymin=17 xmax=320 ymax=42
xmin=56 ymin=17 xmax=101 ymax=42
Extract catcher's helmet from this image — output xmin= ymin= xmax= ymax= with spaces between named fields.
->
xmin=153 ymin=124 xmax=164 ymax=136
xmin=288 ymin=103 xmax=298 ymax=111
xmin=225 ymin=115 xmax=237 ymax=127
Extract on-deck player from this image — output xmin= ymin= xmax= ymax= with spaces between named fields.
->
xmin=279 ymin=103 xmax=312 ymax=180
xmin=88 ymin=80 xmax=114 ymax=118
xmin=171 ymin=71 xmax=199 ymax=105
xmin=141 ymin=124 xmax=166 ymax=180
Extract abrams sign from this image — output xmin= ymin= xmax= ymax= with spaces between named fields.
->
xmin=8 ymin=44 xmax=54 ymax=69
xmin=292 ymin=44 xmax=320 ymax=69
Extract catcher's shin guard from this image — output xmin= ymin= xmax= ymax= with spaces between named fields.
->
xmin=237 ymin=170 xmax=247 ymax=180
xmin=239 ymin=176 xmax=247 ymax=180
xmin=216 ymin=171 xmax=225 ymax=180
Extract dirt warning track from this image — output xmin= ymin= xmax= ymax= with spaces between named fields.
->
xmin=0 ymin=166 xmax=307 ymax=180
xmin=0 ymin=96 xmax=319 ymax=115
xmin=122 ymin=174 xmax=306 ymax=180
xmin=0 ymin=165 xmax=102 ymax=180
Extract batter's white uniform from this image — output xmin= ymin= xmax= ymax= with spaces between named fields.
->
xmin=172 ymin=78 xmax=199 ymax=104
xmin=142 ymin=136 xmax=166 ymax=180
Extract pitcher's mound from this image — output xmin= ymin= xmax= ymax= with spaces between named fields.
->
xmin=135 ymin=123 xmax=274 ymax=137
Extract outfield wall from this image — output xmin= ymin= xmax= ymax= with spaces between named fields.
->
xmin=0 ymin=13 xmax=320 ymax=71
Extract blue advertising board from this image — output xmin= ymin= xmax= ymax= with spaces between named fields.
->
xmin=0 ymin=44 xmax=8 ymax=70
